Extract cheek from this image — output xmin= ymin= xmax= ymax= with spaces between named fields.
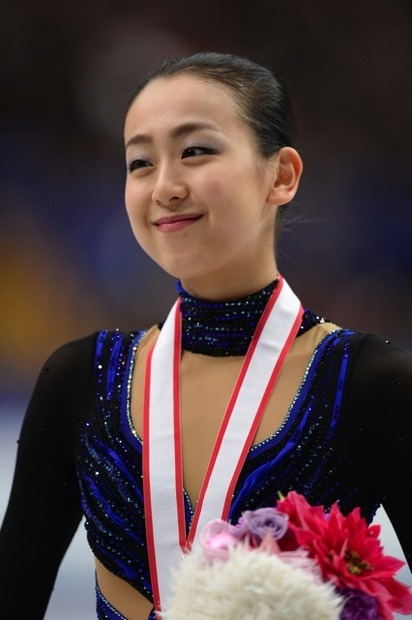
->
xmin=125 ymin=179 xmax=138 ymax=208
xmin=124 ymin=201 xmax=147 ymax=251
xmin=199 ymin=174 xmax=231 ymax=209
xmin=125 ymin=182 xmax=146 ymax=224
xmin=202 ymin=173 xmax=255 ymax=225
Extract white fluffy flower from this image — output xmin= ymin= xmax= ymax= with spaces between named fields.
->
xmin=162 ymin=544 xmax=343 ymax=620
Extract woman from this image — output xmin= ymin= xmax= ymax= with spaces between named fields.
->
xmin=0 ymin=52 xmax=411 ymax=620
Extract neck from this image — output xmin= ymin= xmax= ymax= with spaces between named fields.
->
xmin=179 ymin=268 xmax=279 ymax=302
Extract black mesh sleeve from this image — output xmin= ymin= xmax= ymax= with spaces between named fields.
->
xmin=0 ymin=334 xmax=97 ymax=619
xmin=348 ymin=335 xmax=412 ymax=571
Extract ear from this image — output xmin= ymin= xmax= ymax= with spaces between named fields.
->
xmin=266 ymin=147 xmax=303 ymax=206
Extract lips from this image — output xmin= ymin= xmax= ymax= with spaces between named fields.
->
xmin=153 ymin=213 xmax=203 ymax=232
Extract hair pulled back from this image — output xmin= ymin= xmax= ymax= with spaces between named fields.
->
xmin=127 ymin=51 xmax=297 ymax=159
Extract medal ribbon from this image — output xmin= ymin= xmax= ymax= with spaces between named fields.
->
xmin=143 ymin=276 xmax=303 ymax=612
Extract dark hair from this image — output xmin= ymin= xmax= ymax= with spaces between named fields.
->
xmin=127 ymin=51 xmax=297 ymax=159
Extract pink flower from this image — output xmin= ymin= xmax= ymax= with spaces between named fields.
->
xmin=277 ymin=492 xmax=412 ymax=620
xmin=199 ymin=519 xmax=239 ymax=563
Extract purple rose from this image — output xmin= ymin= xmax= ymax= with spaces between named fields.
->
xmin=233 ymin=507 xmax=288 ymax=546
xmin=339 ymin=588 xmax=381 ymax=620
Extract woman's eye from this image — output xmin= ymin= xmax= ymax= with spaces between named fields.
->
xmin=127 ymin=159 xmax=151 ymax=173
xmin=182 ymin=146 xmax=216 ymax=159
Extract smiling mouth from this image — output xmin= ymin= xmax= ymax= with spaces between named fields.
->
xmin=153 ymin=214 xmax=203 ymax=232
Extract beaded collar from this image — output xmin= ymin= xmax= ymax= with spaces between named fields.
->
xmin=176 ymin=280 xmax=325 ymax=357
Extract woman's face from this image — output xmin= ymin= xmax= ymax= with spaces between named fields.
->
xmin=124 ymin=74 xmax=283 ymax=298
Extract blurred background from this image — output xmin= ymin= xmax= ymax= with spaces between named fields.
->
xmin=1 ymin=0 xmax=411 ymax=617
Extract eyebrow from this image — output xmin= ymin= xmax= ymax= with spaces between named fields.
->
xmin=125 ymin=121 xmax=220 ymax=148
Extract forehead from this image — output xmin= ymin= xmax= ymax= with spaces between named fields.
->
xmin=124 ymin=74 xmax=245 ymax=138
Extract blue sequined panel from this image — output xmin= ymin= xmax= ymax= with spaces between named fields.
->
xmin=228 ymin=330 xmax=375 ymax=522
xmin=77 ymin=330 xmax=153 ymax=600
xmin=77 ymin=326 xmax=380 ymax=614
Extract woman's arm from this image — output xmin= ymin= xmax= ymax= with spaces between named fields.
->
xmin=0 ymin=335 xmax=97 ymax=619
xmin=355 ymin=336 xmax=412 ymax=572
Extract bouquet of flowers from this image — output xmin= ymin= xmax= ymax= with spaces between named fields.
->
xmin=164 ymin=492 xmax=412 ymax=620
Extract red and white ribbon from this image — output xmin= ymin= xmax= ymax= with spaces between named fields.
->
xmin=143 ymin=276 xmax=303 ymax=612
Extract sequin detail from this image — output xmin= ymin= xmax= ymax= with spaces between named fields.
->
xmin=78 ymin=331 xmax=154 ymax=600
xmin=77 ymin=324 xmax=380 ymax=616
xmin=176 ymin=279 xmax=327 ymax=356
xmin=177 ymin=279 xmax=277 ymax=356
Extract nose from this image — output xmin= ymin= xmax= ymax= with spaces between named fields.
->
xmin=152 ymin=163 xmax=188 ymax=207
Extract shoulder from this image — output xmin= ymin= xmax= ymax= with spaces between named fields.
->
xmin=38 ymin=332 xmax=100 ymax=393
xmin=22 ymin=330 xmax=146 ymax=437
xmin=42 ymin=332 xmax=98 ymax=373
xmin=304 ymin=325 xmax=412 ymax=405
xmin=337 ymin=332 xmax=412 ymax=419
xmin=34 ymin=329 xmax=146 ymax=401
xmin=43 ymin=329 xmax=147 ymax=372
xmin=313 ymin=326 xmax=412 ymax=377
xmin=344 ymin=332 xmax=412 ymax=384
xmin=23 ymin=333 xmax=100 ymax=428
